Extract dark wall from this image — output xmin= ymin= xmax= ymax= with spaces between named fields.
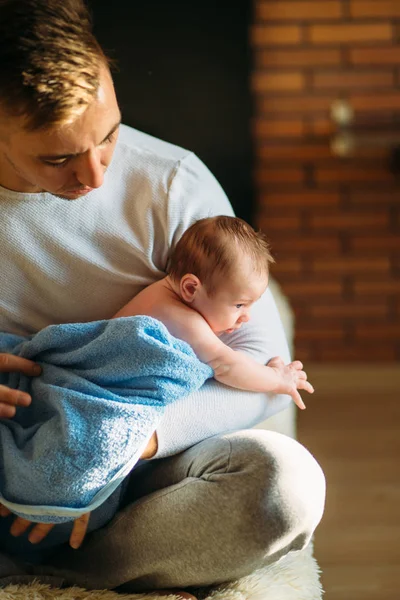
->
xmin=89 ymin=1 xmax=254 ymax=223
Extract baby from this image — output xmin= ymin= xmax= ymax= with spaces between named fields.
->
xmin=114 ymin=215 xmax=313 ymax=409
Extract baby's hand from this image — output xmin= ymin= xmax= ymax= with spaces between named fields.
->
xmin=267 ymin=356 xmax=314 ymax=410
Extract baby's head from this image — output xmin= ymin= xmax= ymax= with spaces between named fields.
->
xmin=168 ymin=216 xmax=275 ymax=334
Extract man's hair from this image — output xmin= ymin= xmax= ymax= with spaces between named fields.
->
xmin=0 ymin=0 xmax=110 ymax=130
xmin=168 ymin=216 xmax=275 ymax=295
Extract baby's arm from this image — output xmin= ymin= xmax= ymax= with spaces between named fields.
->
xmin=156 ymin=304 xmax=312 ymax=410
xmin=113 ymin=284 xmax=313 ymax=410
xmin=184 ymin=320 xmax=312 ymax=409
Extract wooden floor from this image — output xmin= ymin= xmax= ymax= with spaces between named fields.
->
xmin=298 ymin=365 xmax=400 ymax=600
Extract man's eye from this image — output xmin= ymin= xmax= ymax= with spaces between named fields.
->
xmin=102 ymin=131 xmax=117 ymax=145
xmin=43 ymin=158 xmax=69 ymax=168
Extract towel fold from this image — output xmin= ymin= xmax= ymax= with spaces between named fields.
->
xmin=0 ymin=316 xmax=213 ymax=523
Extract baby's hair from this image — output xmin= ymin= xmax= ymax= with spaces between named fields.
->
xmin=168 ymin=216 xmax=275 ymax=295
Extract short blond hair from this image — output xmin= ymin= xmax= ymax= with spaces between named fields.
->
xmin=0 ymin=0 xmax=110 ymax=130
xmin=168 ymin=216 xmax=275 ymax=295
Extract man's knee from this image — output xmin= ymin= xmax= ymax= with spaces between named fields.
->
xmin=222 ymin=429 xmax=326 ymax=561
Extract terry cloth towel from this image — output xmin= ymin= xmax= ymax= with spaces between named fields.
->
xmin=0 ymin=316 xmax=213 ymax=524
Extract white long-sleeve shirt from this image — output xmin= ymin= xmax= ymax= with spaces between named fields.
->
xmin=0 ymin=124 xmax=291 ymax=458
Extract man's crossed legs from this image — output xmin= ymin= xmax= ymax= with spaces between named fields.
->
xmin=0 ymin=429 xmax=325 ymax=597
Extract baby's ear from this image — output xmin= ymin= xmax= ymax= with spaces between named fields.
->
xmin=180 ymin=274 xmax=201 ymax=303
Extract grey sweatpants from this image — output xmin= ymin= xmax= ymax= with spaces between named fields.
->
xmin=1 ymin=429 xmax=325 ymax=592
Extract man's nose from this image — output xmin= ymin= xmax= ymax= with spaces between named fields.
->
xmin=75 ymin=149 xmax=104 ymax=189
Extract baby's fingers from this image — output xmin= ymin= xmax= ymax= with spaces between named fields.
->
xmin=290 ymin=360 xmax=304 ymax=371
xmin=291 ymin=389 xmax=306 ymax=410
xmin=298 ymin=379 xmax=314 ymax=394
xmin=297 ymin=369 xmax=308 ymax=381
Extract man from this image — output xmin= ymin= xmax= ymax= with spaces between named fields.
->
xmin=0 ymin=1 xmax=325 ymax=598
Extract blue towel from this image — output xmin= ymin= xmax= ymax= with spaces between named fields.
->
xmin=0 ymin=316 xmax=213 ymax=523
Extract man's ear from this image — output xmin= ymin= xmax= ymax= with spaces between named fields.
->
xmin=180 ymin=274 xmax=201 ymax=303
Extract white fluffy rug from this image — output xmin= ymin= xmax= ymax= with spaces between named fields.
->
xmin=0 ymin=543 xmax=323 ymax=600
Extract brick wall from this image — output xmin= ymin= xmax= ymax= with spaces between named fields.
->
xmin=250 ymin=0 xmax=400 ymax=362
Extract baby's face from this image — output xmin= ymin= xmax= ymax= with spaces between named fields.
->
xmin=196 ymin=272 xmax=268 ymax=335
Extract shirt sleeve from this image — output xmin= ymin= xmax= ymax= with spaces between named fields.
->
xmin=154 ymin=153 xmax=293 ymax=458
xmin=165 ymin=153 xmax=235 ymax=249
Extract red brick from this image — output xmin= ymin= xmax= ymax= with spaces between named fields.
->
xmin=254 ymin=166 xmax=304 ymax=184
xmin=313 ymin=70 xmax=394 ymax=90
xmin=307 ymin=118 xmax=336 ymax=137
xmin=353 ymin=146 xmax=388 ymax=161
xmin=292 ymin=342 xmax=314 ymax=362
xmin=336 ymin=143 xmax=389 ymax=160
xmin=349 ymin=191 xmax=399 ymax=207
xmin=258 ymin=214 xmax=301 ymax=230
xmin=280 ymin=281 xmax=342 ymax=296
xmin=350 ymin=91 xmax=400 ymax=111
xmin=275 ymin=235 xmax=341 ymax=253
xmin=310 ymin=302 xmax=389 ymax=318
xmin=295 ymin=325 xmax=345 ymax=341
xmin=257 ymin=142 xmax=332 ymax=161
xmin=317 ymin=343 xmax=397 ymax=361
xmin=250 ymin=25 xmax=302 ymax=46
xmin=315 ymin=165 xmax=394 ymax=184
xmin=259 ymin=95 xmax=335 ymax=114
xmin=310 ymin=211 xmax=389 ymax=230
xmin=271 ymin=258 xmax=304 ymax=274
xmin=355 ymin=324 xmax=400 ymax=340
xmin=350 ymin=45 xmax=400 ymax=65
xmin=391 ymin=255 xmax=400 ymax=271
xmin=257 ymin=48 xmax=341 ymax=68
xmin=309 ymin=23 xmax=393 ymax=45
xmin=252 ymin=72 xmax=305 ymax=92
xmin=350 ymin=1 xmax=400 ymax=18
xmin=256 ymin=1 xmax=343 ymax=21
xmin=351 ymin=235 xmax=400 ymax=251
xmin=354 ymin=280 xmax=400 ymax=294
xmin=252 ymin=118 xmax=305 ymax=139
xmin=277 ymin=271 xmax=345 ymax=286
xmin=251 ymin=0 xmax=400 ymax=365
xmin=312 ymin=257 xmax=390 ymax=273
xmin=257 ymin=191 xmax=340 ymax=208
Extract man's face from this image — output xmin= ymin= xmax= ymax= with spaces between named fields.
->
xmin=0 ymin=65 xmax=121 ymax=200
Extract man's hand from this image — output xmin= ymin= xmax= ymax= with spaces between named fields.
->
xmin=140 ymin=431 xmax=158 ymax=459
xmin=0 ymin=353 xmax=42 ymax=417
xmin=267 ymin=356 xmax=314 ymax=410
xmin=0 ymin=357 xmax=155 ymax=546
xmin=0 ymin=503 xmax=90 ymax=549
xmin=0 ymin=431 xmax=157 ymax=549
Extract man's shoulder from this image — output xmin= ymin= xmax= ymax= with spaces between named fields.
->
xmin=117 ymin=124 xmax=192 ymax=163
xmin=111 ymin=125 xmax=221 ymax=198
